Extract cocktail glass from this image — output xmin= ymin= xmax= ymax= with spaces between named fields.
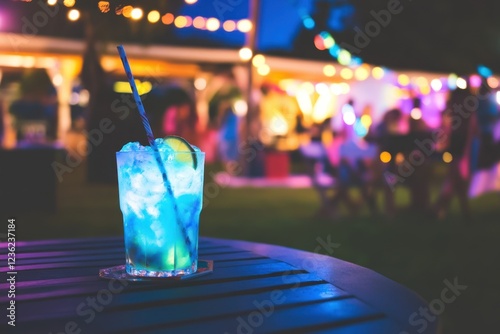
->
xmin=116 ymin=147 xmax=204 ymax=277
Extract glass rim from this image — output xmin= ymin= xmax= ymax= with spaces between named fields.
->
xmin=116 ymin=150 xmax=205 ymax=155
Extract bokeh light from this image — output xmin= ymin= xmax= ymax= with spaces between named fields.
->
xmin=354 ymin=66 xmax=369 ymax=81
xmin=337 ymin=50 xmax=351 ymax=66
xmin=252 ymin=54 xmax=266 ymax=67
xmin=206 ymin=18 xmax=220 ymax=31
xmin=193 ymin=16 xmax=206 ymax=29
xmin=469 ymin=74 xmax=482 ymax=88
xmin=162 ymin=13 xmax=174 ymax=25
xmin=223 ymin=20 xmax=236 ymax=32
xmin=410 ymin=108 xmax=422 ymax=120
xmin=257 ymin=64 xmax=270 ymax=76
xmin=380 ymin=151 xmax=392 ymax=163
xmin=233 ymin=100 xmax=248 ymax=117
xmin=185 ymin=0 xmax=198 ymax=4
xmin=131 ymin=8 xmax=143 ymax=20
xmin=398 ymin=74 xmax=410 ymax=86
xmin=302 ymin=16 xmax=315 ymax=29
xmin=239 ymin=47 xmax=253 ymax=61
xmin=47 ymin=0 xmax=57 ymax=5
xmin=431 ymin=79 xmax=442 ymax=91
xmin=194 ymin=77 xmax=207 ymax=90
xmin=147 ymin=11 xmax=160 ymax=23
xmin=372 ymin=67 xmax=384 ymax=80
xmin=63 ymin=0 xmax=75 ymax=7
xmin=487 ymin=77 xmax=499 ymax=89
xmin=122 ymin=6 xmax=133 ymax=18
xmin=174 ymin=16 xmax=188 ymax=28
xmin=67 ymin=9 xmax=80 ymax=21
xmin=323 ymin=65 xmax=336 ymax=77
xmin=237 ymin=19 xmax=252 ymax=33
xmin=340 ymin=68 xmax=353 ymax=80
xmin=456 ymin=77 xmax=467 ymax=89
xmin=442 ymin=152 xmax=453 ymax=163
xmin=448 ymin=73 xmax=458 ymax=90
xmin=360 ymin=114 xmax=372 ymax=128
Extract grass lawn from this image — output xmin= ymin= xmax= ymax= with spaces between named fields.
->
xmin=6 ymin=163 xmax=500 ymax=334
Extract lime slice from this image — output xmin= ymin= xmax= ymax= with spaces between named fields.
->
xmin=163 ymin=135 xmax=197 ymax=169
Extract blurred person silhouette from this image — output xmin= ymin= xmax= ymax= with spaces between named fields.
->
xmin=9 ymin=69 xmax=58 ymax=144
xmin=475 ymin=78 xmax=500 ymax=169
xmin=366 ymin=108 xmax=406 ymax=218
xmin=469 ymin=78 xmax=500 ymax=197
xmin=329 ymin=128 xmax=378 ymax=218
xmin=406 ymin=115 xmax=433 ymax=214
xmin=217 ymin=101 xmax=240 ymax=168
xmin=433 ymin=87 xmax=479 ymax=222
xmin=0 ymin=99 xmax=4 ymax=144
xmin=300 ymin=123 xmax=335 ymax=218
xmin=144 ymin=85 xmax=200 ymax=147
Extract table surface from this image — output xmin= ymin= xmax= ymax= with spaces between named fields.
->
xmin=0 ymin=237 xmax=437 ymax=334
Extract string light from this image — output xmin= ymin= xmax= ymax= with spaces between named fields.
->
xmin=323 ymin=65 xmax=336 ymax=77
xmin=63 ymin=0 xmax=75 ymax=7
xmin=398 ymin=74 xmax=410 ymax=86
xmin=442 ymin=152 xmax=453 ymax=163
xmin=380 ymin=151 xmax=392 ymax=163
xmin=239 ymin=47 xmax=253 ymax=61
xmin=162 ymin=13 xmax=174 ymax=25
xmin=372 ymin=67 xmax=384 ymax=80
xmin=410 ymin=108 xmax=422 ymax=120
xmin=487 ymin=77 xmax=499 ymax=89
xmin=206 ymin=18 xmax=220 ymax=31
xmin=122 ymin=6 xmax=133 ymax=18
xmin=131 ymin=8 xmax=143 ymax=20
xmin=237 ymin=19 xmax=252 ymax=33
xmin=431 ymin=79 xmax=442 ymax=91
xmin=147 ymin=11 xmax=160 ymax=23
xmin=340 ymin=68 xmax=353 ymax=80
xmin=193 ymin=16 xmax=205 ymax=29
xmin=223 ymin=20 xmax=236 ymax=32
xmin=257 ymin=64 xmax=270 ymax=76
xmin=174 ymin=16 xmax=188 ymax=28
xmin=354 ymin=66 xmax=369 ymax=81
xmin=252 ymin=54 xmax=266 ymax=67
xmin=456 ymin=77 xmax=467 ymax=89
xmin=68 ymin=9 xmax=80 ymax=21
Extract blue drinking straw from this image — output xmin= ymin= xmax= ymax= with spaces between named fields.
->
xmin=116 ymin=45 xmax=194 ymax=260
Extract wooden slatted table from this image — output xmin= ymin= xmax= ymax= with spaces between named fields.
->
xmin=0 ymin=237 xmax=437 ymax=334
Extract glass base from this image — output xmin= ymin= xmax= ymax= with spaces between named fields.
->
xmin=99 ymin=260 xmax=213 ymax=282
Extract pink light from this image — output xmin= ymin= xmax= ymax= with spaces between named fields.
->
xmin=470 ymin=74 xmax=482 ymax=88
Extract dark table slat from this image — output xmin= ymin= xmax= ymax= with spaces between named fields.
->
xmin=11 ymin=272 xmax=329 ymax=304
xmin=1 ymin=262 xmax=304 ymax=303
xmin=24 ymin=287 xmax=372 ymax=334
xmin=308 ymin=317 xmax=403 ymax=334
xmin=139 ymin=298 xmax=386 ymax=334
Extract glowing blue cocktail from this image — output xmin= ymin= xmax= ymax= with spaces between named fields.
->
xmin=116 ymin=139 xmax=204 ymax=277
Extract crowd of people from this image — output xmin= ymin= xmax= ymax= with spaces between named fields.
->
xmin=301 ymin=78 xmax=500 ymax=222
